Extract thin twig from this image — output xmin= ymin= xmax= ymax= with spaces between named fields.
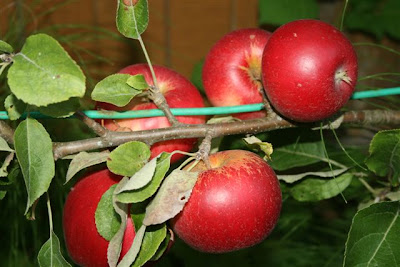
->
xmin=196 ymin=130 xmax=214 ymax=169
xmin=52 ymin=109 xmax=400 ymax=160
xmin=149 ymin=86 xmax=181 ymax=126
xmin=75 ymin=111 xmax=109 ymax=137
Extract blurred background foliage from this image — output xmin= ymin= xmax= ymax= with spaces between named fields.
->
xmin=0 ymin=0 xmax=400 ymax=266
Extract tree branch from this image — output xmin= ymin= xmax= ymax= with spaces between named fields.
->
xmin=75 ymin=111 xmax=109 ymax=137
xmin=52 ymin=109 xmax=400 ymax=160
xmin=149 ymin=85 xmax=181 ymax=126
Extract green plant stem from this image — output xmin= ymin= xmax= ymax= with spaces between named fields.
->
xmin=320 ymin=124 xmax=347 ymax=203
xmin=353 ymin=42 xmax=400 ymax=57
xmin=358 ymin=177 xmax=377 ymax=196
xmin=132 ymin=3 xmax=179 ymax=125
xmin=329 ymin=123 xmax=368 ymax=171
xmin=46 ymin=192 xmax=53 ymax=233
xmin=137 ymin=35 xmax=159 ymax=89
xmin=339 ymin=0 xmax=349 ymax=31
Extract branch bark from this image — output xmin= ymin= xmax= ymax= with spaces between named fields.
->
xmin=52 ymin=109 xmax=400 ymax=160
xmin=149 ymin=86 xmax=181 ymax=126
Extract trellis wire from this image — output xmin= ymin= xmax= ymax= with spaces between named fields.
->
xmin=1 ymin=87 xmax=400 ymax=120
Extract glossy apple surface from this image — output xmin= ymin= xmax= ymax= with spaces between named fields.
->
xmin=262 ymin=19 xmax=358 ymax=122
xmin=170 ymin=150 xmax=282 ymax=253
xmin=97 ymin=64 xmax=205 ymax=162
xmin=202 ymin=28 xmax=271 ymax=120
xmin=63 ymin=169 xmax=135 ymax=267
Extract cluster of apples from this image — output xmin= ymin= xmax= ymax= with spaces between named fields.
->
xmin=204 ymin=19 xmax=358 ymax=122
xmin=62 ymin=19 xmax=357 ymax=266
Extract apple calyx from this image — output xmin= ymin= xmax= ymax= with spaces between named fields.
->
xmin=335 ymin=69 xmax=352 ymax=85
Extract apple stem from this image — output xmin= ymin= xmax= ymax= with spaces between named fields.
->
xmin=196 ymin=130 xmax=213 ymax=169
xmin=257 ymin=83 xmax=273 ymax=111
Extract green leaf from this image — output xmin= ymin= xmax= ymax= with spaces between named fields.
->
xmin=270 ymin=141 xmax=344 ymax=171
xmin=143 ymin=169 xmax=199 ymax=226
xmin=117 ymin=152 xmax=171 ymax=203
xmin=132 ymin=224 xmax=166 ymax=267
xmin=116 ymin=153 xmax=161 ymax=194
xmin=290 ymin=173 xmax=353 ymax=202
xmin=0 ymin=40 xmax=13 ymax=53
xmin=126 ymin=74 xmax=149 ymax=90
xmin=127 ymin=200 xmax=167 ymax=267
xmin=0 ymin=152 xmax=15 ymax=177
xmin=14 ymin=118 xmax=55 ymax=213
xmin=4 ymin=94 xmax=26 ymax=120
xmin=258 ymin=0 xmax=319 ymax=26
xmin=37 ymin=231 xmax=72 ymax=267
xmin=95 ymin=185 xmax=121 ymax=241
xmin=344 ymin=201 xmax=400 ymax=266
xmin=65 ymin=151 xmax=110 ymax=183
xmin=278 ymin=168 xmax=348 ymax=184
xmin=345 ymin=0 xmax=400 ymax=40
xmin=117 ymin=225 xmax=146 ymax=267
xmin=130 ymin=201 xmax=147 ymax=230
xmin=0 ymin=136 xmax=14 ymax=152
xmin=243 ymin=136 xmax=273 ymax=160
xmin=150 ymin=229 xmax=171 ymax=261
xmin=116 ymin=0 xmax=149 ymax=39
xmin=365 ymin=129 xmax=400 ymax=182
xmin=38 ymin=98 xmax=80 ymax=118
xmin=107 ymin=141 xmax=150 ymax=177
xmin=7 ymin=34 xmax=86 ymax=107
xmin=92 ymin=74 xmax=142 ymax=107
xmin=0 ymin=164 xmax=20 ymax=188
xmin=107 ymin=178 xmax=130 ymax=267
xmin=0 ymin=191 xmax=6 ymax=200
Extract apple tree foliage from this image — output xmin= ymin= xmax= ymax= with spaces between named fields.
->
xmin=0 ymin=0 xmax=400 ymax=266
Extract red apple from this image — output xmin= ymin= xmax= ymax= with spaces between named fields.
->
xmin=202 ymin=28 xmax=272 ymax=120
xmin=97 ymin=64 xmax=206 ymax=162
xmin=170 ymin=150 xmax=282 ymax=253
xmin=261 ymin=19 xmax=358 ymax=122
xmin=63 ymin=169 xmax=135 ymax=267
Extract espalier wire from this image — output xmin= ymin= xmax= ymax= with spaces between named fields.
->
xmin=0 ymin=87 xmax=400 ymax=120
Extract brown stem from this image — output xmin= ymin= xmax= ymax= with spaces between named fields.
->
xmin=149 ymin=86 xmax=181 ymax=126
xmin=196 ymin=130 xmax=214 ymax=169
xmin=75 ymin=111 xmax=109 ymax=137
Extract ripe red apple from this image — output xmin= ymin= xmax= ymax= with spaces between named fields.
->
xmin=261 ymin=19 xmax=358 ymax=122
xmin=63 ymin=169 xmax=135 ymax=267
xmin=170 ymin=150 xmax=282 ymax=253
xmin=202 ymin=28 xmax=272 ymax=120
xmin=97 ymin=64 xmax=206 ymax=162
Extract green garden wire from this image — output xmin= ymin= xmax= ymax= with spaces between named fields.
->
xmin=1 ymin=87 xmax=400 ymax=120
